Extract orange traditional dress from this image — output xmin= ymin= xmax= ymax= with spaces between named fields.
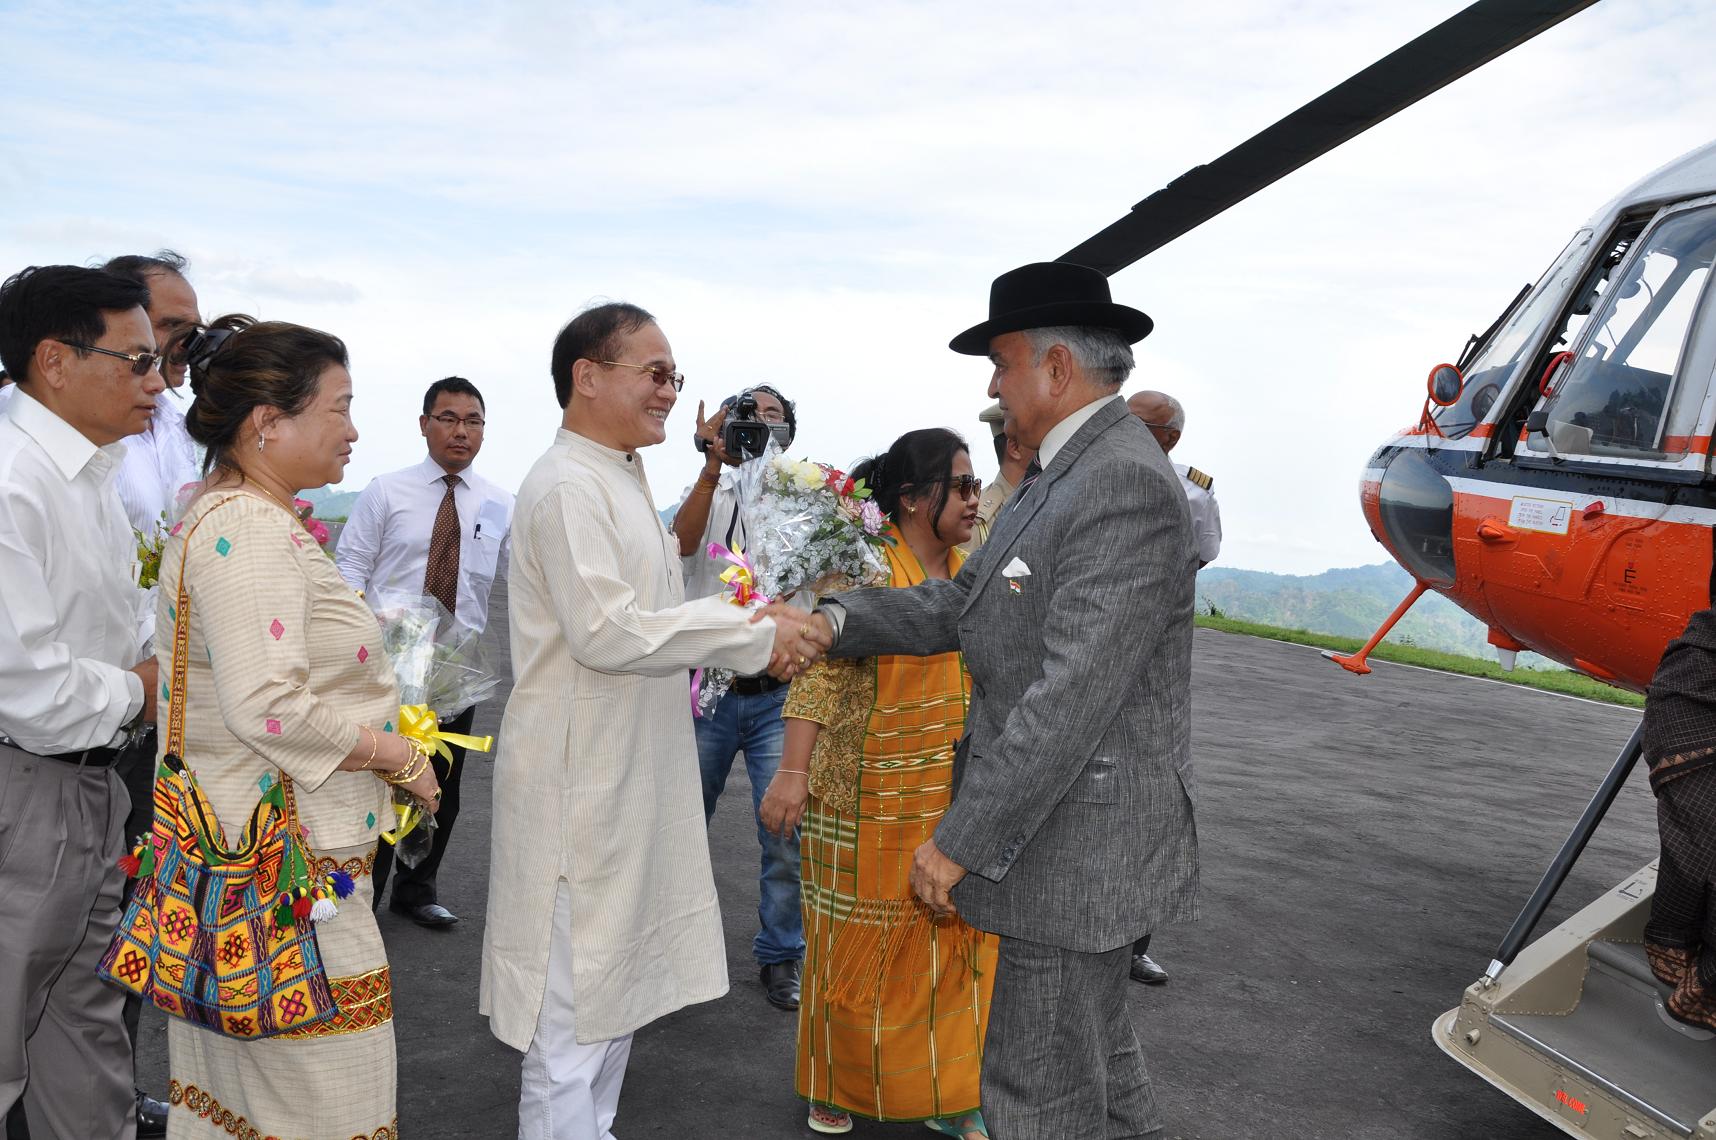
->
xmin=785 ymin=533 xmax=998 ymax=1122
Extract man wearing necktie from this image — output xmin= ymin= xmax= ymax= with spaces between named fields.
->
xmin=777 ymin=263 xmax=1200 ymax=1138
xmin=335 ymin=377 xmax=515 ymax=928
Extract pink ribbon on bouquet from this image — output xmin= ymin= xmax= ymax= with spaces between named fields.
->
xmin=706 ymin=541 xmax=772 ymax=607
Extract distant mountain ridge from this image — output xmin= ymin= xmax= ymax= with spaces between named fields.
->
xmin=300 ymin=486 xmax=361 ymax=520
xmin=1197 ymin=561 xmax=1554 ymax=667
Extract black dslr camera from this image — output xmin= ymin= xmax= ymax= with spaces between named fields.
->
xmin=720 ymin=393 xmax=772 ymax=460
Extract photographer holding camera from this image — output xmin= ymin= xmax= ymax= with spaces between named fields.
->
xmin=672 ymin=384 xmax=806 ymax=1011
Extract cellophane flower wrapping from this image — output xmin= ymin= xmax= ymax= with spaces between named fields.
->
xmin=693 ymin=445 xmax=890 ymax=717
xmin=370 ymin=593 xmax=502 ymax=865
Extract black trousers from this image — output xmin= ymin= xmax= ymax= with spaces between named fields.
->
xmin=117 ymin=729 xmax=157 ymax=1065
xmin=373 ymin=705 xmax=476 ymax=910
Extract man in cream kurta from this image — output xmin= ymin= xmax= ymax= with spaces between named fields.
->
xmin=481 ymin=303 xmax=828 ymax=1140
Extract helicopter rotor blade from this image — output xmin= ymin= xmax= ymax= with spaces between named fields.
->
xmin=1059 ymin=0 xmax=1602 ymax=275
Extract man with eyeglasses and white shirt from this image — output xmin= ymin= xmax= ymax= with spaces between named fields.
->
xmin=335 ymin=376 xmax=514 ymax=929
xmin=0 ymin=264 xmax=163 ymax=1140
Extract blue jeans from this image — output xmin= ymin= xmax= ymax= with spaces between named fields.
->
xmin=694 ymin=684 xmax=804 ymax=966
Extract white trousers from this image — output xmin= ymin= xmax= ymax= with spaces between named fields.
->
xmin=518 ymin=881 xmax=635 ymax=1140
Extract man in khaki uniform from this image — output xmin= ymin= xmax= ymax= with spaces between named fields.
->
xmin=961 ymin=402 xmax=1036 ymax=554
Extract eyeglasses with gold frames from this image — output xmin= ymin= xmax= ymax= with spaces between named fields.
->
xmin=56 ymin=340 xmax=162 ymax=376
xmin=593 ymin=359 xmax=685 ymax=392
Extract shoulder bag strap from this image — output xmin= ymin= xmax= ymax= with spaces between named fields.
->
xmin=164 ymin=495 xmax=243 ymax=760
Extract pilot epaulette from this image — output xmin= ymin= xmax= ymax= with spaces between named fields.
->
xmin=1185 ymin=466 xmax=1213 ymax=492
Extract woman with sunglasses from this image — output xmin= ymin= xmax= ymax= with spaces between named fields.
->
xmin=759 ymin=428 xmax=995 ymax=1139
xmin=156 ymin=315 xmax=439 ymax=1139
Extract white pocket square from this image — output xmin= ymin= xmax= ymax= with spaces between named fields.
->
xmin=1001 ymin=557 xmax=1032 ymax=578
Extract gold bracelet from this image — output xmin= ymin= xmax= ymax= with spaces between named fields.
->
xmin=696 ymin=470 xmax=720 ymax=490
xmin=776 ymin=767 xmax=809 ymax=775
xmin=401 ymin=742 xmax=431 ymax=783
xmin=358 ymin=726 xmax=380 ymax=770
xmin=381 ymin=756 xmax=421 ymax=787
xmin=380 ymin=740 xmax=430 ymax=785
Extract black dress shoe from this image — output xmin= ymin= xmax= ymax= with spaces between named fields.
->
xmin=1129 ymin=952 xmax=1169 ymax=985
xmin=761 ymin=959 xmax=802 ymax=1010
xmin=135 ymin=1088 xmax=169 ymax=1137
xmin=391 ymin=901 xmax=458 ymax=928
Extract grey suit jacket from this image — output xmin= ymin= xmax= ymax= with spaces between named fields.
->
xmin=830 ymin=397 xmax=1198 ymax=953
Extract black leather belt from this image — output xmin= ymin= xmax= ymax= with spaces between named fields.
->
xmin=40 ymin=744 xmax=127 ymax=768
xmin=730 ymin=674 xmax=787 ymax=696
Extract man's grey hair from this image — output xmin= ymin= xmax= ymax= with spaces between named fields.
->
xmin=1023 ymin=325 xmax=1134 ymax=386
xmin=1137 ymin=390 xmax=1186 ymax=432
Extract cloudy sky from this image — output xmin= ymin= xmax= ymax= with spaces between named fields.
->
xmin=4 ymin=0 xmax=1714 ymax=574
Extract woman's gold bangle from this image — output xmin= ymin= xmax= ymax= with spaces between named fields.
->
xmin=380 ymin=739 xmax=431 ymax=785
xmin=358 ymin=726 xmax=380 ymax=770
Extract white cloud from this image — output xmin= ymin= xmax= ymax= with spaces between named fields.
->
xmin=3 ymin=0 xmax=1715 ymax=574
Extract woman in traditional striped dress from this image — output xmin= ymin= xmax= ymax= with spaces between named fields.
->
xmin=759 ymin=428 xmax=995 ymax=1139
xmin=159 ymin=317 xmax=440 ymax=1139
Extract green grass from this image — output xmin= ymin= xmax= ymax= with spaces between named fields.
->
xmin=1194 ymin=614 xmax=1644 ymax=708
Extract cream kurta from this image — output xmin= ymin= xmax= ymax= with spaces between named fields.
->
xmin=481 ymin=429 xmax=775 ymax=1049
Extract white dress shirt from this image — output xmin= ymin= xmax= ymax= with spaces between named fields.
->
xmin=115 ymin=391 xmax=201 ymax=536
xmin=335 ymin=455 xmax=515 ymax=638
xmin=1036 ymin=392 xmax=1124 ymax=470
xmin=1175 ymin=463 xmax=1222 ymax=565
xmin=0 ymin=388 xmax=146 ymax=752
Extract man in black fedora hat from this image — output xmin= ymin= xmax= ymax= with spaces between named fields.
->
xmin=776 ymin=261 xmax=1200 ymax=1137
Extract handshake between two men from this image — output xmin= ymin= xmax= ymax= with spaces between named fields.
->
xmin=751 ymin=603 xmax=835 ymax=682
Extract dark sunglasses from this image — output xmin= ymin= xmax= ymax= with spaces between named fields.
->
xmin=168 ymin=326 xmax=238 ymax=369
xmin=56 ymin=340 xmax=161 ymax=376
xmin=949 ymin=474 xmax=983 ymax=499
xmin=910 ymin=475 xmax=984 ymax=501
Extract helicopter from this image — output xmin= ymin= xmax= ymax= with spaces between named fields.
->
xmin=1051 ymin=0 xmax=1714 ymax=1135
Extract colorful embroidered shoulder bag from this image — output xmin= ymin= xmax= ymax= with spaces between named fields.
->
xmin=98 ymin=496 xmax=351 ymax=1039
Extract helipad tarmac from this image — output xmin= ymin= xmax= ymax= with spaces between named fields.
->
xmin=134 ymin=619 xmax=1651 ymax=1139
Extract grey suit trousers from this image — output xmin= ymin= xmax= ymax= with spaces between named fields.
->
xmin=0 ymin=743 xmax=135 ymax=1140
xmin=985 ymin=936 xmax=1159 ymax=1139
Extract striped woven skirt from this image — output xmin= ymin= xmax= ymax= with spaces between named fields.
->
xmin=166 ymin=844 xmax=397 ymax=1140
xmin=796 ymin=791 xmax=996 ymax=1121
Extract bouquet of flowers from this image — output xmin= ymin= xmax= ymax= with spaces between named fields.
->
xmin=370 ymin=593 xmax=500 ymax=864
xmin=693 ymin=446 xmax=891 ymax=717
xmin=134 ymin=523 xmax=166 ymax=590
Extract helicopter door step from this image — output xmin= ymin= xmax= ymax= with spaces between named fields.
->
xmin=1485 ymin=939 xmax=1716 ymax=1137
xmin=1438 ymin=864 xmax=1716 ymax=1138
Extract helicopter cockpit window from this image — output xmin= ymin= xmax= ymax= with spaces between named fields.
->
xmin=1432 ymin=231 xmax=1592 ymax=439
xmin=1526 ymin=205 xmax=1716 ymax=462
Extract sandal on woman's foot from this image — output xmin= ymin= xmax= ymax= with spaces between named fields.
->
xmin=926 ymin=1110 xmax=988 ymax=1138
xmin=1667 ymin=967 xmax=1716 ymax=1031
xmin=1646 ymin=941 xmax=1697 ymax=988
xmin=808 ymin=1104 xmax=853 ymax=1134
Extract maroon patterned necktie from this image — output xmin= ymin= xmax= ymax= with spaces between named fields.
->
xmin=423 ymin=474 xmax=462 ymax=622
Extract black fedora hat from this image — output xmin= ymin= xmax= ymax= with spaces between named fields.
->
xmin=949 ymin=262 xmax=1153 ymax=356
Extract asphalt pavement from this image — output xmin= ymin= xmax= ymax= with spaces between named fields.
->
xmin=136 ymin=617 xmax=1653 ymax=1139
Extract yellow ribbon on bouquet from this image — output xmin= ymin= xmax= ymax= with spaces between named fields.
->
xmin=381 ymin=800 xmax=426 ymax=847
xmin=380 ymin=705 xmax=495 ymax=847
xmin=397 ymin=703 xmax=494 ymax=762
